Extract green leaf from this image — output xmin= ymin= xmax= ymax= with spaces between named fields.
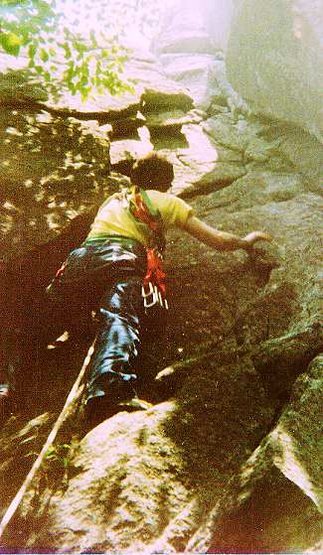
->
xmin=40 ymin=48 xmax=49 ymax=62
xmin=62 ymin=41 xmax=72 ymax=59
xmin=37 ymin=0 xmax=55 ymax=19
xmin=28 ymin=43 xmax=37 ymax=59
xmin=0 ymin=32 xmax=22 ymax=56
xmin=80 ymin=86 xmax=91 ymax=101
xmin=34 ymin=65 xmax=44 ymax=75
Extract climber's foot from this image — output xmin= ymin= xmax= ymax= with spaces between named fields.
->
xmin=86 ymin=395 xmax=152 ymax=427
xmin=86 ymin=396 xmax=118 ymax=426
xmin=118 ymin=397 xmax=152 ymax=411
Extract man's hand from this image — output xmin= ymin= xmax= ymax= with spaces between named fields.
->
xmin=242 ymin=231 xmax=273 ymax=251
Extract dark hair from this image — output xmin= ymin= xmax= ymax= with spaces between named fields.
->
xmin=130 ymin=152 xmax=174 ymax=192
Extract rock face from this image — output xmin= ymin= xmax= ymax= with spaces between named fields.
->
xmin=0 ymin=10 xmax=323 ymax=555
xmin=152 ymin=1 xmax=245 ymax=113
xmin=0 ymin=93 xmax=110 ymax=261
xmin=152 ymin=0 xmax=234 ymax=53
xmin=205 ymin=354 xmax=323 ymax=554
xmin=0 ymin=54 xmax=194 ymax=260
xmin=226 ymin=0 xmax=323 ymax=139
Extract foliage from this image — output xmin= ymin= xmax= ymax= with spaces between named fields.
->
xmin=0 ymin=0 xmax=134 ymax=101
xmin=44 ymin=442 xmax=71 ymax=469
xmin=43 ymin=441 xmax=77 ymax=490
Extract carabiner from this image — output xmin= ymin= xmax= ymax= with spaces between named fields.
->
xmin=142 ymin=282 xmax=158 ymax=308
xmin=142 ymin=281 xmax=169 ymax=310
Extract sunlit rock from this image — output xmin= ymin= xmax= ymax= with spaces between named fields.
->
xmin=143 ymin=108 xmax=202 ymax=136
xmin=157 ymin=54 xmax=233 ymax=112
xmin=152 ymin=0 xmax=233 ymax=54
xmin=0 ymin=5 xmax=322 ymax=552
xmin=152 ymin=1 xmax=239 ymax=112
xmin=0 ymin=106 xmax=110 ymax=260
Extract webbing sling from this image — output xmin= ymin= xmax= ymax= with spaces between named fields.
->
xmin=128 ymin=186 xmax=168 ymax=310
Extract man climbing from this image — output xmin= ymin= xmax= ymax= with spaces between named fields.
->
xmin=45 ymin=152 xmax=271 ymax=424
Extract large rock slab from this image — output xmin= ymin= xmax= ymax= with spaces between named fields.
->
xmin=157 ymin=54 xmax=244 ymax=113
xmin=198 ymin=355 xmax=323 ymax=554
xmin=3 ymin=131 xmax=322 ymax=552
xmin=10 ymin=362 xmax=274 ymax=553
xmin=152 ymin=3 xmax=241 ymax=112
xmin=226 ymin=0 xmax=323 ymax=139
xmin=152 ymin=0 xmax=234 ymax=54
xmin=0 ymin=105 xmax=110 ymax=260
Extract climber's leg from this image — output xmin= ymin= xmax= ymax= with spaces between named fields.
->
xmin=86 ymin=277 xmax=144 ymax=415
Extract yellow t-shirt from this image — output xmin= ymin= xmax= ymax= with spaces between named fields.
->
xmin=87 ymin=190 xmax=193 ymax=247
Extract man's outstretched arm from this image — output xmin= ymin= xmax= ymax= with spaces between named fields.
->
xmin=183 ymin=216 xmax=272 ymax=252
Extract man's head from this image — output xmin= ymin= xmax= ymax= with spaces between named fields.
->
xmin=130 ymin=152 xmax=174 ymax=192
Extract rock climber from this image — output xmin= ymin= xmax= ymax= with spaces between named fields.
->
xmin=1 ymin=152 xmax=271 ymax=425
xmin=47 ymin=152 xmax=272 ymax=424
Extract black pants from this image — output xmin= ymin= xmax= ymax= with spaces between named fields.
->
xmin=47 ymin=238 xmax=147 ymax=404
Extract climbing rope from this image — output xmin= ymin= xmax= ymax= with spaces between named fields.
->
xmin=0 ymin=341 xmax=96 ymax=540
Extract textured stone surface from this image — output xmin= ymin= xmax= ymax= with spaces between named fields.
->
xmin=226 ymin=0 xmax=323 ymax=138
xmin=0 ymin=10 xmax=322 ymax=553
xmin=202 ymin=355 xmax=323 ymax=554
xmin=153 ymin=8 xmax=241 ymax=112
xmin=2 ymin=113 xmax=322 ymax=553
xmin=0 ymin=106 xmax=110 ymax=261
xmin=152 ymin=0 xmax=234 ymax=54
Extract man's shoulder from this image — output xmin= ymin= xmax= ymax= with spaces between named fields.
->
xmin=147 ymin=190 xmax=177 ymax=203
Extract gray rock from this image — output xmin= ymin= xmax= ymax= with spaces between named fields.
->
xmin=152 ymin=20 xmax=217 ymax=56
xmin=159 ymin=54 xmax=230 ymax=112
xmin=195 ymin=355 xmax=323 ymax=554
xmin=226 ymin=0 xmax=323 ymax=139
xmin=152 ymin=0 xmax=234 ymax=54
xmin=183 ymin=163 xmax=247 ymax=197
xmin=0 ymin=18 xmax=322 ymax=553
xmin=0 ymin=106 xmax=110 ymax=260
xmin=141 ymin=87 xmax=194 ymax=113
xmin=151 ymin=2 xmax=245 ymax=113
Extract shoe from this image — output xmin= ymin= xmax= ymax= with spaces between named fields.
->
xmin=86 ymin=395 xmax=152 ymax=427
xmin=118 ymin=397 xmax=153 ymax=411
xmin=85 ymin=395 xmax=119 ymax=426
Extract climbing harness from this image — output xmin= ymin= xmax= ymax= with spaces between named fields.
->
xmin=47 ymin=186 xmax=169 ymax=310
xmin=128 ymin=186 xmax=169 ymax=311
